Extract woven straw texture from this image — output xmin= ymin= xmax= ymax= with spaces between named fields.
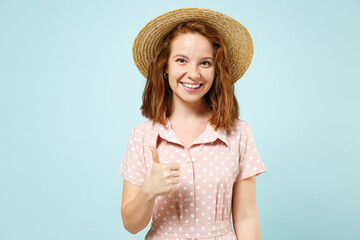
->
xmin=132 ymin=8 xmax=254 ymax=83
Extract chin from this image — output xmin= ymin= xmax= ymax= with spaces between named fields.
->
xmin=180 ymin=97 xmax=205 ymax=104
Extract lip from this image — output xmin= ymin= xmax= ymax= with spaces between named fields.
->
xmin=180 ymin=81 xmax=202 ymax=85
xmin=180 ymin=82 xmax=203 ymax=92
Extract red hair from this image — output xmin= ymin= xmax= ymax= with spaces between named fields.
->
xmin=140 ymin=21 xmax=239 ymax=131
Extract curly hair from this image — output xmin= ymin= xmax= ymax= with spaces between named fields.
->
xmin=140 ymin=21 xmax=239 ymax=131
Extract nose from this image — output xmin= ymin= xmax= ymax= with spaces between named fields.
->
xmin=187 ymin=64 xmax=200 ymax=80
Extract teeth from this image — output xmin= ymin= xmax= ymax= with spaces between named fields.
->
xmin=182 ymin=83 xmax=201 ymax=89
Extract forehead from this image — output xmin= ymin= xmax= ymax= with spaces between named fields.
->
xmin=169 ymin=32 xmax=213 ymax=54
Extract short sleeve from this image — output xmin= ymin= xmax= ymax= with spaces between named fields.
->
xmin=235 ymin=123 xmax=267 ymax=182
xmin=118 ymin=129 xmax=148 ymax=186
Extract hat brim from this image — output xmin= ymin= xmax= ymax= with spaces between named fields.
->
xmin=132 ymin=8 xmax=254 ymax=83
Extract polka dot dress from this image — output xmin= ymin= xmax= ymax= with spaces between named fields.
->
xmin=118 ymin=118 xmax=267 ymax=240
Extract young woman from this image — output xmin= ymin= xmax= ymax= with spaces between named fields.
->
xmin=118 ymin=8 xmax=267 ymax=240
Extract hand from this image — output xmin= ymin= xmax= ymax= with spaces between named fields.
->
xmin=143 ymin=146 xmax=181 ymax=198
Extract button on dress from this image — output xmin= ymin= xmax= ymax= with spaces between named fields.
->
xmin=118 ymin=118 xmax=267 ymax=240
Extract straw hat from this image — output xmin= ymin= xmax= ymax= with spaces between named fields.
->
xmin=132 ymin=7 xmax=254 ymax=83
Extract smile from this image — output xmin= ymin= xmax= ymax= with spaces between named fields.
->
xmin=181 ymin=82 xmax=202 ymax=89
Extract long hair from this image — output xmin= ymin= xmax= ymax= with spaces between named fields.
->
xmin=140 ymin=21 xmax=239 ymax=131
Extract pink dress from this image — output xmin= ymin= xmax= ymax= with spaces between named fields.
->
xmin=118 ymin=118 xmax=267 ymax=240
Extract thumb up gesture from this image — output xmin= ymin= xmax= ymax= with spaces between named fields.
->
xmin=143 ymin=146 xmax=181 ymax=198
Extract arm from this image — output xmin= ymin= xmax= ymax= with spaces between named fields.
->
xmin=232 ymin=175 xmax=261 ymax=240
xmin=121 ymin=180 xmax=156 ymax=234
xmin=121 ymin=147 xmax=181 ymax=234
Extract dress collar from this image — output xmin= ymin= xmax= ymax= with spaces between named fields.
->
xmin=155 ymin=117 xmax=230 ymax=150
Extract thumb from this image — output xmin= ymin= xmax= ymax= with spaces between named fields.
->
xmin=149 ymin=146 xmax=161 ymax=164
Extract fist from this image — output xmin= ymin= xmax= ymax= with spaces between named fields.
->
xmin=143 ymin=146 xmax=181 ymax=198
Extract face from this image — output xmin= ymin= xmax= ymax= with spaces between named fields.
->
xmin=165 ymin=32 xmax=215 ymax=107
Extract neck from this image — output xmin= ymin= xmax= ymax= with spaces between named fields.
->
xmin=169 ymin=97 xmax=213 ymax=122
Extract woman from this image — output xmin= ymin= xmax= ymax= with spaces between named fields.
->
xmin=118 ymin=8 xmax=267 ymax=240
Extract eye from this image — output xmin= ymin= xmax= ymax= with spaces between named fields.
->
xmin=176 ymin=58 xmax=186 ymax=63
xmin=201 ymin=61 xmax=211 ymax=66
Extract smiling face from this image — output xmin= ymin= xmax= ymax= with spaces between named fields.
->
xmin=165 ymin=32 xmax=215 ymax=107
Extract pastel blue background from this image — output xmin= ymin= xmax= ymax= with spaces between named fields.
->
xmin=0 ymin=0 xmax=359 ymax=239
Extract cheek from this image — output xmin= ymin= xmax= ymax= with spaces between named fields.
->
xmin=204 ymin=69 xmax=215 ymax=83
xmin=169 ymin=65 xmax=185 ymax=77
xmin=205 ymin=80 xmax=215 ymax=92
xmin=168 ymin=73 xmax=180 ymax=90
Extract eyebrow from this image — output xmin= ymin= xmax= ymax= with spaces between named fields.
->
xmin=173 ymin=54 xmax=213 ymax=60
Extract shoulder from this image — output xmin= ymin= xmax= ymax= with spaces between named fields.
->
xmin=130 ymin=119 xmax=157 ymax=134
xmin=128 ymin=119 xmax=159 ymax=145
xmin=229 ymin=118 xmax=251 ymax=132
xmin=222 ymin=119 xmax=251 ymax=144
